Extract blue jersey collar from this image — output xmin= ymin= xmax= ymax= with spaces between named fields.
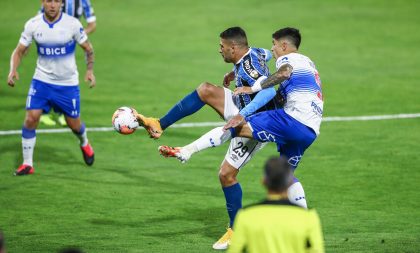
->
xmin=235 ymin=48 xmax=252 ymax=65
xmin=43 ymin=12 xmax=63 ymax=28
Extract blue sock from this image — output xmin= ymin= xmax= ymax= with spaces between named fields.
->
xmin=22 ymin=127 xmax=36 ymax=138
xmin=159 ymin=90 xmax=205 ymax=129
xmin=222 ymin=183 xmax=242 ymax=228
xmin=72 ymin=123 xmax=86 ymax=135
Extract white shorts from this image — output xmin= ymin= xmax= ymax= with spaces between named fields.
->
xmin=223 ymin=88 xmax=266 ymax=169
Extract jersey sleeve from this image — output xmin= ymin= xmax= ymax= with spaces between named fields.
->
xmin=227 ymin=211 xmax=247 ymax=253
xmin=81 ymin=0 xmax=96 ymax=23
xmin=73 ymin=18 xmax=88 ymax=44
xmin=307 ymin=210 xmax=325 ymax=253
xmin=239 ymin=87 xmax=277 ymax=117
xmin=261 ymin=48 xmax=272 ymax=62
xmin=19 ymin=19 xmax=35 ymax=47
xmin=276 ymin=54 xmax=293 ymax=69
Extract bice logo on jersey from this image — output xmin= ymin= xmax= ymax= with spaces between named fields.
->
xmin=37 ymin=40 xmax=76 ymax=57
xmin=39 ymin=46 xmax=67 ymax=56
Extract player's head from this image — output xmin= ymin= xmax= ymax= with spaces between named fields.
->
xmin=271 ymin=27 xmax=301 ymax=59
xmin=42 ymin=0 xmax=63 ymax=20
xmin=219 ymin=27 xmax=249 ymax=63
xmin=263 ymin=156 xmax=293 ymax=193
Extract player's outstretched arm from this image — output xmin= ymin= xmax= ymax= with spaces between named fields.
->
xmin=80 ymin=41 xmax=96 ymax=88
xmin=7 ymin=43 xmax=28 ymax=87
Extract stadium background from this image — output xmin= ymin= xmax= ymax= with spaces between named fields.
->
xmin=0 ymin=0 xmax=419 ymax=252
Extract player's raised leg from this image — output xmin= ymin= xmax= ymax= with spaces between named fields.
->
xmin=15 ymin=109 xmax=42 ymax=176
xmin=159 ymin=126 xmax=232 ymax=163
xmin=136 ymin=82 xmax=226 ymax=139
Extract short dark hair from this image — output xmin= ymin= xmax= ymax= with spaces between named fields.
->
xmin=272 ymin=27 xmax=301 ymax=49
xmin=220 ymin=27 xmax=248 ymax=47
xmin=264 ymin=156 xmax=293 ymax=192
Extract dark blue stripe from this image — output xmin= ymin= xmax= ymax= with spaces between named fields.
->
xmin=36 ymin=40 xmax=76 ymax=58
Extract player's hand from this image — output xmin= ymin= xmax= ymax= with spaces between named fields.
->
xmin=85 ymin=70 xmax=96 ymax=88
xmin=223 ymin=71 xmax=235 ymax=88
xmin=7 ymin=70 xmax=19 ymax=87
xmin=233 ymin=86 xmax=253 ymax=95
xmin=223 ymin=114 xmax=244 ymax=131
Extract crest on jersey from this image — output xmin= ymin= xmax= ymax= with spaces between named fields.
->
xmin=250 ymin=70 xmax=259 ymax=78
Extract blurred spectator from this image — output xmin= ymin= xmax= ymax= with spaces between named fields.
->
xmin=59 ymin=247 xmax=84 ymax=253
xmin=0 ymin=230 xmax=6 ymax=253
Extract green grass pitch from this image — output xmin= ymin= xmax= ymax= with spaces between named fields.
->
xmin=0 ymin=0 xmax=419 ymax=252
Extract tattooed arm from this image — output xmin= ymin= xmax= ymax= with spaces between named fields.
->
xmin=260 ymin=63 xmax=293 ymax=90
xmin=233 ymin=63 xmax=293 ymax=95
xmin=79 ymin=41 xmax=96 ymax=88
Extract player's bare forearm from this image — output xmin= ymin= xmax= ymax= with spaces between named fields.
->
xmin=80 ymin=41 xmax=96 ymax=87
xmin=8 ymin=44 xmax=28 ymax=86
xmin=85 ymin=22 xmax=96 ymax=34
xmin=80 ymin=41 xmax=94 ymax=70
xmin=260 ymin=63 xmax=293 ymax=89
xmin=10 ymin=44 xmax=27 ymax=72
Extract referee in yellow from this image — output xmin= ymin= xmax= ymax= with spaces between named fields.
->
xmin=228 ymin=156 xmax=325 ymax=253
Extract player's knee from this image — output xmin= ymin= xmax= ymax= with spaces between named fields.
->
xmin=197 ymin=82 xmax=215 ymax=102
xmin=218 ymin=168 xmax=237 ymax=186
xmin=24 ymin=115 xmax=39 ymax=128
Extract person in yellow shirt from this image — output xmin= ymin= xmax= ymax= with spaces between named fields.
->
xmin=228 ymin=156 xmax=325 ymax=253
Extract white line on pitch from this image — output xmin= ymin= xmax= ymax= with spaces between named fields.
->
xmin=0 ymin=113 xmax=419 ymax=136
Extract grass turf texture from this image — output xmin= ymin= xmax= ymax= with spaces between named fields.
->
xmin=0 ymin=0 xmax=419 ymax=252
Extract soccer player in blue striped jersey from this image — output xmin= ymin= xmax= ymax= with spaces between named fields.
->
xmin=39 ymin=0 xmax=97 ymax=126
xmin=136 ymin=27 xmax=283 ymax=249
xmin=7 ymin=0 xmax=96 ymax=175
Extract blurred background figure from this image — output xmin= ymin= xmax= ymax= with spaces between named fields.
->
xmin=228 ymin=156 xmax=325 ymax=253
xmin=39 ymin=0 xmax=97 ymax=127
xmin=59 ymin=247 xmax=84 ymax=253
xmin=0 ymin=230 xmax=6 ymax=253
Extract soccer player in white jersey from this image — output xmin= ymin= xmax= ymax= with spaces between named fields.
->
xmin=162 ymin=27 xmax=323 ymax=248
xmin=39 ymin=0 xmax=97 ymax=126
xmin=7 ymin=0 xmax=96 ymax=176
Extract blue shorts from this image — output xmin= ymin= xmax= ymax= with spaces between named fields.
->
xmin=246 ymin=109 xmax=317 ymax=168
xmin=26 ymin=79 xmax=80 ymax=118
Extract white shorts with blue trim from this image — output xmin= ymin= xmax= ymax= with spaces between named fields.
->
xmin=223 ymin=88 xmax=266 ymax=169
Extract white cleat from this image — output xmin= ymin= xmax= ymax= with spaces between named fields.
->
xmin=158 ymin=145 xmax=191 ymax=163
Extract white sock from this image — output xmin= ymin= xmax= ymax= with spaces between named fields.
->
xmin=22 ymin=137 xmax=36 ymax=166
xmin=77 ymin=130 xmax=88 ymax=146
xmin=184 ymin=126 xmax=232 ymax=155
xmin=74 ymin=127 xmax=88 ymax=146
xmin=287 ymin=182 xmax=308 ymax=209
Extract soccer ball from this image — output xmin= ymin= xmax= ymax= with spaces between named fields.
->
xmin=112 ymin=107 xmax=139 ymax=135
